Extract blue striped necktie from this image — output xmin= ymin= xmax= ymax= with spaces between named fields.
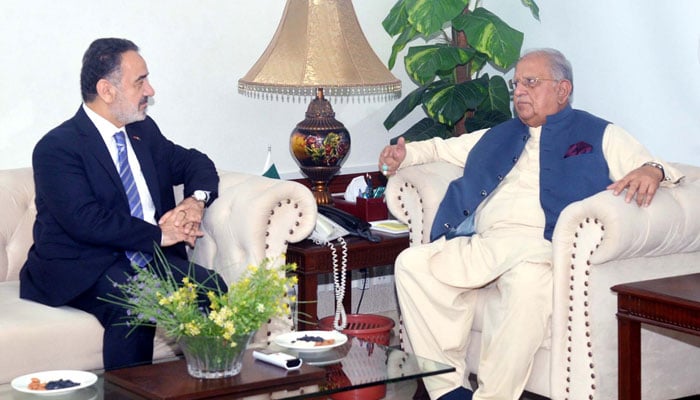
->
xmin=114 ymin=131 xmax=152 ymax=267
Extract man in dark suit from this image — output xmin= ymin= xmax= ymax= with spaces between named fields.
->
xmin=19 ymin=38 xmax=225 ymax=370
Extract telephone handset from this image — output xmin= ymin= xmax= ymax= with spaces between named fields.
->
xmin=309 ymin=205 xmax=381 ymax=244
xmin=309 ymin=213 xmax=350 ymax=243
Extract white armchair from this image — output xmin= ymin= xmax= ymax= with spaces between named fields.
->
xmin=385 ymin=162 xmax=700 ymax=400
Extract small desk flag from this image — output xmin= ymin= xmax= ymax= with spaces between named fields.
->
xmin=262 ymin=145 xmax=280 ymax=179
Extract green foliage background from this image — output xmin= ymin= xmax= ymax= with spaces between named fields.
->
xmin=382 ymin=0 xmax=540 ymax=143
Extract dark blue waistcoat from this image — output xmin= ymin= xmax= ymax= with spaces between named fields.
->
xmin=430 ymin=105 xmax=611 ymax=242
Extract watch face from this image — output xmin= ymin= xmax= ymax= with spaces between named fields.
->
xmin=193 ymin=191 xmax=207 ymax=202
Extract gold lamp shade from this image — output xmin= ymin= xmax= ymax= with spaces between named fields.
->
xmin=238 ymin=0 xmax=401 ymax=100
xmin=239 ymin=0 xmax=401 ymax=204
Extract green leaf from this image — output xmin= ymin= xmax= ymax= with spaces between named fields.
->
xmin=482 ymin=75 xmax=512 ymax=117
xmin=468 ymin=51 xmax=489 ymax=75
xmin=423 ymin=79 xmax=488 ymax=126
xmin=390 ymin=117 xmax=451 ymax=144
xmin=521 ymin=0 xmax=541 ymax=21
xmin=383 ymin=85 xmax=429 ymax=130
xmin=383 ymin=1 xmax=423 ymax=70
xmin=388 ymin=26 xmax=421 ymax=70
xmin=453 ymin=7 xmax=524 ymax=69
xmin=465 ymin=109 xmax=512 ymax=132
xmin=405 ymin=0 xmax=470 ymax=36
xmin=382 ymin=0 xmax=409 ymax=37
xmin=405 ymin=45 xmax=474 ymax=85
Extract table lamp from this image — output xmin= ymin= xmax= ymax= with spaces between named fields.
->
xmin=238 ymin=0 xmax=401 ymax=205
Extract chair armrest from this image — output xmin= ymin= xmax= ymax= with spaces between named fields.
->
xmin=549 ymin=180 xmax=700 ymax=399
xmin=553 ymin=180 xmax=700 ymax=265
xmin=192 ymin=171 xmax=317 ymax=284
xmin=385 ymin=162 xmax=462 ymax=245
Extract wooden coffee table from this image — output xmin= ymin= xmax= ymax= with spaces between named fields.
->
xmin=612 ymin=273 xmax=700 ymax=400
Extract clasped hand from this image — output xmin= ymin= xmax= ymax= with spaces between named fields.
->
xmin=159 ymin=197 xmax=205 ymax=247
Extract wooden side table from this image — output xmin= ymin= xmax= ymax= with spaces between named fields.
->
xmin=612 ymin=273 xmax=700 ymax=400
xmin=286 ymin=232 xmax=409 ymax=331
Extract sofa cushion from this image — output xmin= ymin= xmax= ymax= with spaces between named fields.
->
xmin=0 ymin=280 xmax=179 ymax=384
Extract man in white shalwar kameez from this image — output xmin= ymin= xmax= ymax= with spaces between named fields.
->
xmin=378 ymin=49 xmax=682 ymax=400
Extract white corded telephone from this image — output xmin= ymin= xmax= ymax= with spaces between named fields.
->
xmin=309 ymin=213 xmax=349 ymax=330
xmin=309 ymin=213 xmax=350 ymax=243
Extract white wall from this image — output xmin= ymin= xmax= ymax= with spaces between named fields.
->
xmin=1 ymin=0 xmax=698 ymax=177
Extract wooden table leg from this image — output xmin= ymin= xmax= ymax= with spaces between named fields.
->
xmin=296 ymin=271 xmax=318 ymax=331
xmin=617 ymin=314 xmax=641 ymax=400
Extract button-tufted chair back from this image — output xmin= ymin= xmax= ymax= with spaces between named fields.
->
xmin=0 ymin=168 xmax=36 ymax=282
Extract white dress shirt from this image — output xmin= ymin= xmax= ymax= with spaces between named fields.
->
xmin=82 ymin=104 xmax=157 ymax=225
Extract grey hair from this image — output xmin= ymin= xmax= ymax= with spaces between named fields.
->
xmin=521 ymin=48 xmax=574 ymax=89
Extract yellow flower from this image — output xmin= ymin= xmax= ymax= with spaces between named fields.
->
xmin=222 ymin=321 xmax=235 ymax=340
xmin=184 ymin=321 xmax=201 ymax=336
xmin=206 ymin=291 xmax=219 ymax=309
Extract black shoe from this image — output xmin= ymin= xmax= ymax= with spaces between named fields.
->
xmin=438 ymin=387 xmax=473 ymax=400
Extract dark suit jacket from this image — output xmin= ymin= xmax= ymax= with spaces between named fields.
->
xmin=19 ymin=106 xmax=219 ymax=306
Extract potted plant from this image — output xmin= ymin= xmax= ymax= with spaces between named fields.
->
xmin=382 ymin=0 xmax=540 ymax=142
xmin=102 ymin=249 xmax=297 ymax=379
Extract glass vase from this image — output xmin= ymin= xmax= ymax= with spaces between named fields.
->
xmin=178 ymin=332 xmax=255 ymax=379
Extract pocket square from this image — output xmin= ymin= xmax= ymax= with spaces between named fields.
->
xmin=564 ymin=141 xmax=593 ymax=158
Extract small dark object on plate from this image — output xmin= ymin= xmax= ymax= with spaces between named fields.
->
xmin=45 ymin=379 xmax=80 ymax=390
xmin=294 ymin=334 xmax=325 ymax=343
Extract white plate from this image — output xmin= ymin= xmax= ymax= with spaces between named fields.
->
xmin=273 ymin=330 xmax=348 ymax=353
xmin=11 ymin=370 xmax=98 ymax=396
xmin=300 ymin=342 xmax=352 ymax=365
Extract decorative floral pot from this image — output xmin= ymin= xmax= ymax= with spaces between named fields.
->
xmin=289 ymin=89 xmax=350 ymax=169
xmin=290 ymin=129 xmax=350 ymax=168
xmin=178 ymin=332 xmax=255 ymax=379
xmin=288 ymin=88 xmax=351 ymax=204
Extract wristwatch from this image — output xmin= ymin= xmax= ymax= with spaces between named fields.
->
xmin=191 ymin=190 xmax=210 ymax=205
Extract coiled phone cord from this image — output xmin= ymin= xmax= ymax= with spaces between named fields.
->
xmin=327 ymin=237 xmax=348 ymax=330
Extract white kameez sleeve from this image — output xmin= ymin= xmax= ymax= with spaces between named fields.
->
xmin=401 ymin=128 xmax=489 ymax=169
xmin=602 ymin=124 xmax=684 ymax=185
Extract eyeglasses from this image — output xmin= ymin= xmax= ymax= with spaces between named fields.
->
xmin=508 ymin=77 xmax=560 ymax=90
